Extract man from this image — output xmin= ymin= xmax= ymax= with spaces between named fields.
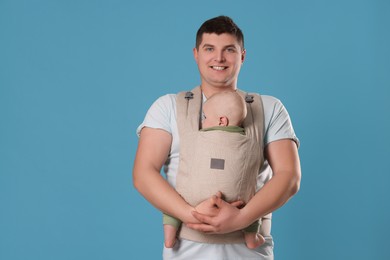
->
xmin=133 ymin=15 xmax=301 ymax=259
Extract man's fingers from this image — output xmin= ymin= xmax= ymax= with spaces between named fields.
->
xmin=186 ymin=223 xmax=216 ymax=233
xmin=212 ymin=192 xmax=244 ymax=208
xmin=230 ymin=200 xmax=244 ymax=208
xmin=191 ymin=210 xmax=213 ymax=224
xmin=212 ymin=194 xmax=224 ymax=208
xmin=188 ymin=211 xmax=218 ymax=233
xmin=210 ymin=192 xmax=223 ymax=207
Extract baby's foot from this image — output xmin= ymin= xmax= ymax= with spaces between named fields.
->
xmin=164 ymin=225 xmax=177 ymax=248
xmin=246 ymin=233 xmax=266 ymax=249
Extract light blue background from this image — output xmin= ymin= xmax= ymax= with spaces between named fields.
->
xmin=1 ymin=0 xmax=389 ymax=259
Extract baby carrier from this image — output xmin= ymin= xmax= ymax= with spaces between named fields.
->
xmin=176 ymin=86 xmax=272 ymax=244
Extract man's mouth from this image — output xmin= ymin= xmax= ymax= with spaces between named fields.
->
xmin=210 ymin=66 xmax=228 ymax=71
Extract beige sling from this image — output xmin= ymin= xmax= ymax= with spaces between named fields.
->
xmin=176 ymin=86 xmax=272 ymax=244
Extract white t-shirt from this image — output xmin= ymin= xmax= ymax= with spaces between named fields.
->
xmin=136 ymin=91 xmax=299 ymax=260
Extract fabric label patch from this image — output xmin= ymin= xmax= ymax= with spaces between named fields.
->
xmin=210 ymin=158 xmax=225 ymax=170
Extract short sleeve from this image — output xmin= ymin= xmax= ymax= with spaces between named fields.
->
xmin=136 ymin=94 xmax=176 ymax=136
xmin=262 ymin=95 xmax=300 ymax=147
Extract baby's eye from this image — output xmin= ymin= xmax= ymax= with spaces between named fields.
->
xmin=201 ymin=112 xmax=207 ymax=121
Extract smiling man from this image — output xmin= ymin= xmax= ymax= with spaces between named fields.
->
xmin=194 ymin=32 xmax=245 ymax=93
xmin=133 ymin=16 xmax=301 ymax=259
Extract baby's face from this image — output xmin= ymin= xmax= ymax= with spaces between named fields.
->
xmin=201 ymin=111 xmax=212 ymax=129
xmin=201 ymin=103 xmax=216 ymax=129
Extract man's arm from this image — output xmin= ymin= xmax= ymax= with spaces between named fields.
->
xmin=241 ymin=139 xmax=301 ymax=224
xmin=133 ymin=127 xmax=197 ymax=224
xmin=187 ymin=139 xmax=301 ymax=233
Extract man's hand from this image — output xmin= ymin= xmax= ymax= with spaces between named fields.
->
xmin=186 ymin=192 xmax=247 ymax=234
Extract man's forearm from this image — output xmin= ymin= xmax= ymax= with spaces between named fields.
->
xmin=241 ymin=139 xmax=301 ymax=226
xmin=133 ymin=127 xmax=198 ymax=224
xmin=133 ymin=169 xmax=196 ymax=224
xmin=241 ymin=171 xmax=300 ymax=225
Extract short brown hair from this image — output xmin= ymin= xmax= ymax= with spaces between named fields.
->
xmin=195 ymin=16 xmax=244 ymax=50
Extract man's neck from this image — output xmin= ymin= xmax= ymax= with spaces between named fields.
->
xmin=200 ymin=84 xmax=237 ymax=99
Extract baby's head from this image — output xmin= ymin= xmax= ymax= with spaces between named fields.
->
xmin=202 ymin=91 xmax=247 ymax=129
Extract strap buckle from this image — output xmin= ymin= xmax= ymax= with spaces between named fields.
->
xmin=185 ymin=91 xmax=194 ymax=100
xmin=245 ymin=94 xmax=254 ymax=103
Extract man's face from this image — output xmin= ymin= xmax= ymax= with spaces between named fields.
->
xmin=194 ymin=33 xmax=245 ymax=91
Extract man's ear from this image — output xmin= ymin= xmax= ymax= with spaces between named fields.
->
xmin=193 ymin=47 xmax=199 ymax=64
xmin=241 ymin=49 xmax=246 ymax=63
xmin=219 ymin=116 xmax=229 ymax=126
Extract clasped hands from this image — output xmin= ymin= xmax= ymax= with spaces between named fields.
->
xmin=185 ymin=191 xmax=248 ymax=234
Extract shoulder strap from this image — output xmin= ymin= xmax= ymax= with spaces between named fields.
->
xmin=237 ymin=89 xmax=265 ymax=155
xmin=237 ymin=89 xmax=270 ymax=235
xmin=176 ymin=86 xmax=202 ymax=136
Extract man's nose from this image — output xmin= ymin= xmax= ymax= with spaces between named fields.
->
xmin=214 ymin=51 xmax=226 ymax=62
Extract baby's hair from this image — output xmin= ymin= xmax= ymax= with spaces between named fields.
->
xmin=205 ymin=91 xmax=247 ymax=126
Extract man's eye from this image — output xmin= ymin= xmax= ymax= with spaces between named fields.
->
xmin=205 ymin=47 xmax=213 ymax=52
xmin=226 ymin=48 xmax=236 ymax=53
